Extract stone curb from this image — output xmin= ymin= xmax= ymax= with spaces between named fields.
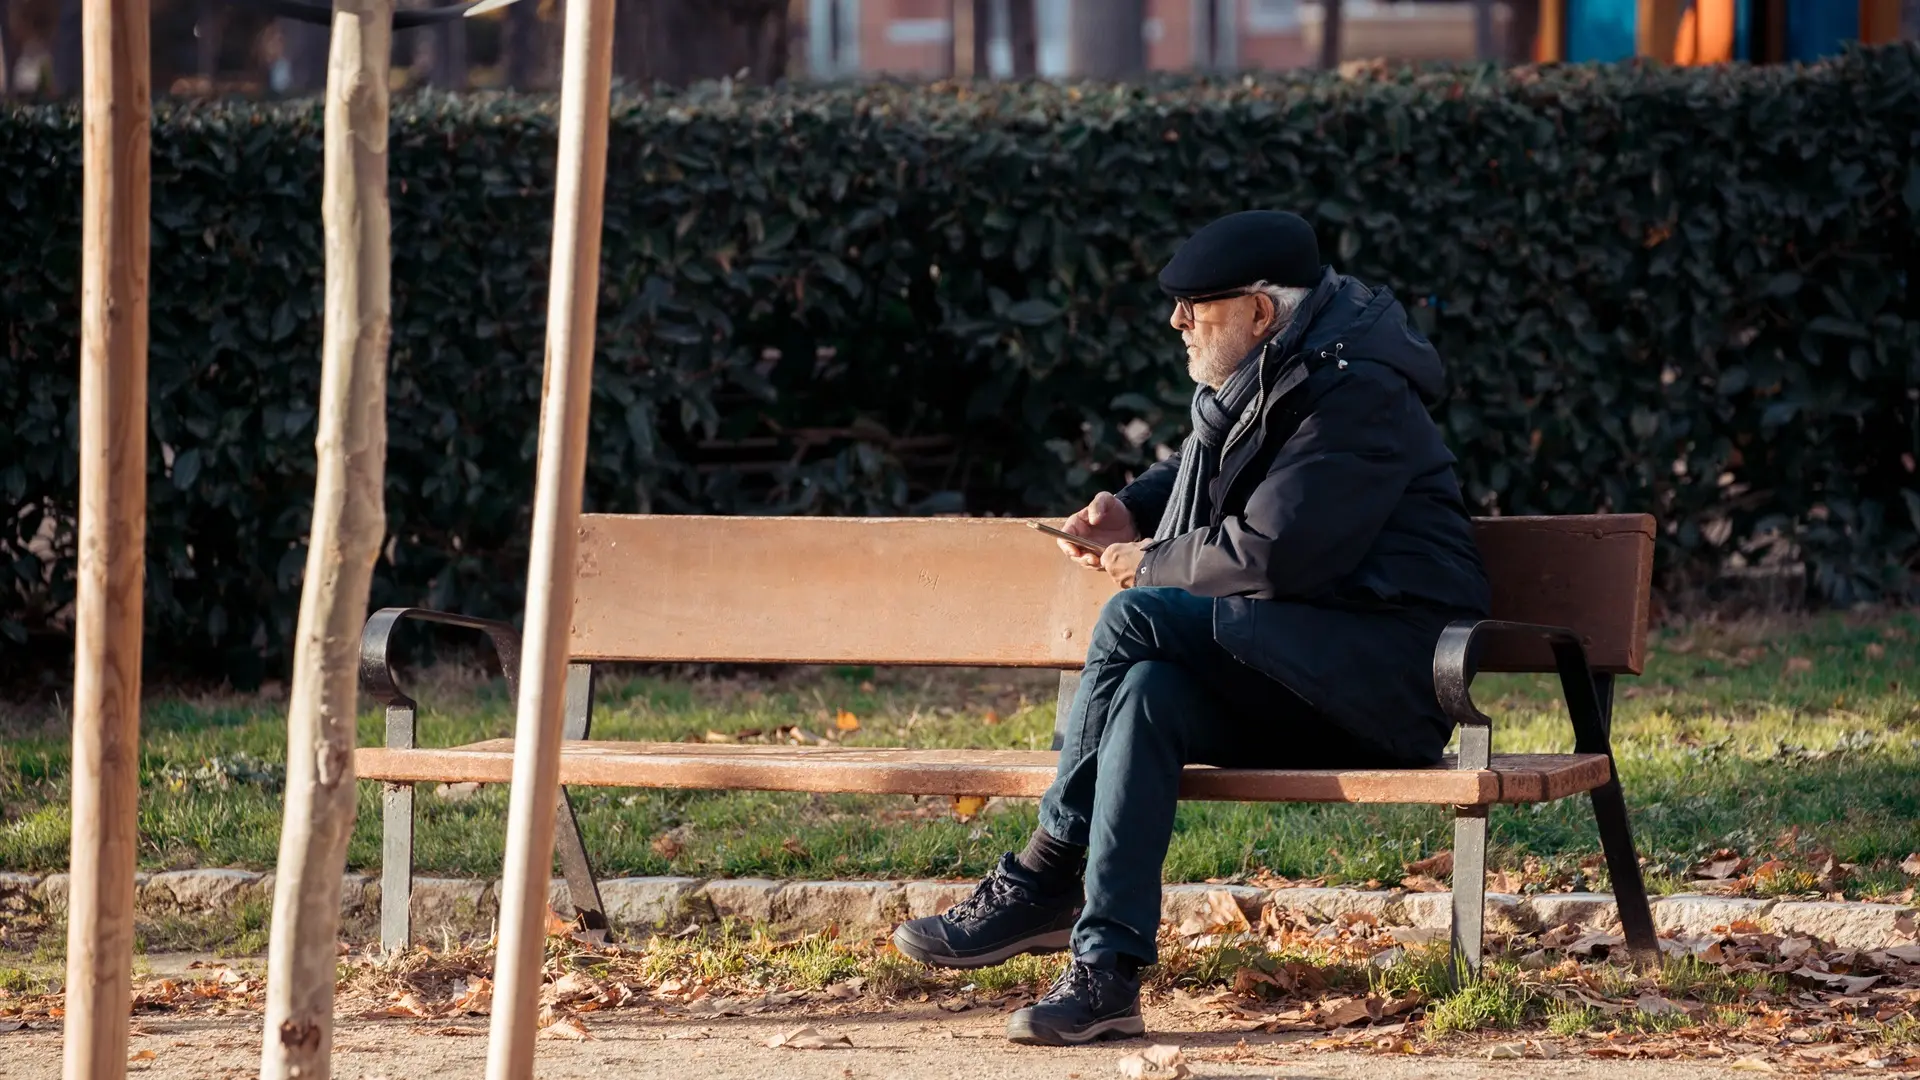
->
xmin=2 ymin=870 xmax=1914 ymax=952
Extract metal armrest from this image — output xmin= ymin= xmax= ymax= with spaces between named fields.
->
xmin=1433 ymin=618 xmax=1609 ymax=770
xmin=359 ymin=606 xmax=524 ymax=717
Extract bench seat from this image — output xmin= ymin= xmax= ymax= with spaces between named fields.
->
xmin=356 ymin=741 xmax=1612 ymax=805
xmin=357 ymin=512 xmax=1665 ymax=978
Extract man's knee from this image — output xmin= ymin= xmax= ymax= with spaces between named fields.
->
xmin=1101 ymin=660 xmax=1196 ymax=749
xmin=1090 ymin=587 xmax=1206 ymax=654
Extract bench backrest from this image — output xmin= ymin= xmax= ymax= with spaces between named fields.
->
xmin=569 ymin=513 xmax=1655 ymax=675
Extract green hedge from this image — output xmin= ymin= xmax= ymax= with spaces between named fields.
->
xmin=5 ymin=49 xmax=1919 ymax=683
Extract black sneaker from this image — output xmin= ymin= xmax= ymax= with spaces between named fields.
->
xmin=1006 ymin=958 xmax=1145 ymax=1045
xmin=891 ymin=853 xmax=1079 ymax=968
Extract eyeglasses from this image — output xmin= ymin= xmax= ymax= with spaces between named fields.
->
xmin=1174 ymin=285 xmax=1259 ymax=324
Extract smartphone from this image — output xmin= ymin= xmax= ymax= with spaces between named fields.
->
xmin=1026 ymin=519 xmax=1108 ymax=556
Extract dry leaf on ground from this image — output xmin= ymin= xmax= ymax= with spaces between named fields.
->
xmin=765 ymin=1025 xmax=852 ymax=1050
xmin=835 ymin=710 xmax=860 ymax=732
xmin=1790 ymin=967 xmax=1879 ymax=994
xmin=1635 ymin=994 xmax=1687 ymax=1017
xmin=1400 ymin=874 xmax=1448 ymax=893
xmin=129 ymin=1050 xmax=156 ymax=1062
xmin=450 ymin=978 xmax=492 ymax=1015
xmin=822 ymin=978 xmax=865 ymax=1001
xmin=1485 ymin=1043 xmax=1524 ymax=1060
xmin=1116 ymin=1043 xmax=1190 ymax=1080
xmin=540 ymin=1018 xmax=591 ymax=1041
xmin=1901 ymin=853 xmax=1920 ymax=876
xmin=361 ymin=992 xmax=432 ymax=1020
xmin=1321 ymin=996 xmax=1383 ymax=1028
xmin=1405 ymin=850 xmax=1453 ymax=877
xmin=1728 ymin=1057 xmax=1778 ymax=1073
xmin=1867 ymin=643 xmax=1887 ymax=660
xmin=651 ymin=833 xmax=684 ymax=860
xmin=781 ymin=836 xmax=809 ymax=858
xmin=951 ymin=795 xmax=988 ymax=821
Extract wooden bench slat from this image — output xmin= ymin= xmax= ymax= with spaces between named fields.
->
xmin=567 ymin=513 xmax=1655 ymax=675
xmin=354 ymin=741 xmax=1610 ymax=806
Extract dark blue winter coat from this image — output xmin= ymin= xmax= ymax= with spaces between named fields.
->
xmin=1116 ymin=267 xmax=1491 ymax=764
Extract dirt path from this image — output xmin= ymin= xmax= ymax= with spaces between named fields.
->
xmin=1 ymin=1004 xmax=1798 ymax=1080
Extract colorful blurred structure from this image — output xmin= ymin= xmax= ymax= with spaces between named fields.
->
xmin=1547 ymin=0 xmax=1905 ymax=63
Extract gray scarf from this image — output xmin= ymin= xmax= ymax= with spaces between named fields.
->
xmin=1152 ymin=344 xmax=1271 ymax=543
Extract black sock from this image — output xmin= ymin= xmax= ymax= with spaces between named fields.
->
xmin=1014 ymin=827 xmax=1085 ymax=894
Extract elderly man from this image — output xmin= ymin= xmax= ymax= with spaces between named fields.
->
xmin=891 ymin=210 xmax=1492 ymax=1045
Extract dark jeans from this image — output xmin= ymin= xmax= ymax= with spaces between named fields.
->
xmin=1037 ymin=586 xmax=1401 ymax=966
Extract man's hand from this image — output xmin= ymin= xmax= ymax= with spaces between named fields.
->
xmin=1100 ymin=541 xmax=1148 ymax=588
xmin=1057 ymin=491 xmax=1139 ymax=569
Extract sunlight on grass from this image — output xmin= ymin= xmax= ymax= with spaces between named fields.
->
xmin=0 ymin=613 xmax=1915 ymax=894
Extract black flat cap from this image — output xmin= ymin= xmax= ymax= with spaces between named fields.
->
xmin=1158 ymin=210 xmax=1322 ymax=297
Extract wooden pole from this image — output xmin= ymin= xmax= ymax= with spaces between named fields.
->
xmin=258 ymin=2 xmax=390 ymax=1078
xmin=1536 ymin=0 xmax=1564 ymax=62
xmin=63 ymin=0 xmax=148 ymax=1075
xmin=483 ymin=0 xmax=614 ymax=1075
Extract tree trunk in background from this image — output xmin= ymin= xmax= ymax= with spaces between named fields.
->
xmin=1505 ymin=0 xmax=1540 ymax=62
xmin=1319 ymin=0 xmax=1342 ymax=68
xmin=1007 ymin=0 xmax=1035 ymax=75
xmin=258 ymin=1 xmax=390 ymax=1077
xmin=281 ymin=19 xmax=329 ymax=93
xmin=196 ymin=0 xmax=220 ymax=79
xmin=505 ymin=0 xmax=538 ymax=87
xmin=1473 ymin=0 xmax=1497 ymax=59
xmin=1069 ymin=0 xmax=1141 ymax=76
xmin=53 ymin=0 xmax=79 ymax=95
xmin=431 ymin=19 xmax=467 ymax=88
xmin=0 ymin=0 xmax=12 ymax=95
xmin=631 ymin=0 xmax=787 ymax=85
xmin=972 ymin=0 xmax=990 ymax=75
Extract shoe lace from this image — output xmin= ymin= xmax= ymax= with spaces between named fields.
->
xmin=946 ymin=870 xmax=1025 ymax=927
xmin=1037 ymin=961 xmax=1096 ymax=1005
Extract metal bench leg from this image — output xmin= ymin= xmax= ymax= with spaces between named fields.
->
xmin=554 ymin=662 xmax=607 ymax=934
xmin=1588 ymin=674 xmax=1659 ymax=969
xmin=1450 ymin=803 xmax=1490 ymax=984
xmin=380 ymin=696 xmax=416 ymax=953
xmin=1050 ymin=670 xmax=1081 ymax=751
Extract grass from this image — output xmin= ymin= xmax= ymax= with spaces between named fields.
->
xmin=1 ymin=611 xmax=1917 ymax=897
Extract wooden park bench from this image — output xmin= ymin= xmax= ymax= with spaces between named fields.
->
xmin=355 ymin=512 xmax=1663 ymax=977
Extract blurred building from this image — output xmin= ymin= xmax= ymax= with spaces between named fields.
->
xmin=801 ymin=0 xmax=1519 ymax=77
xmin=796 ymin=0 xmax=1907 ymax=78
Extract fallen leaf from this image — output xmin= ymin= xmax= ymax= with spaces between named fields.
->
xmin=1693 ymin=856 xmax=1747 ymax=880
xmin=1728 ymin=1056 xmax=1778 ymax=1072
xmin=1400 ymin=874 xmax=1448 ymax=893
xmin=1566 ymin=931 xmax=1625 ymax=957
xmin=703 ymin=730 xmax=732 ymax=743
xmin=1901 ymin=853 xmax=1920 ymax=876
xmin=1791 ymin=967 xmax=1880 ymax=994
xmin=1880 ymin=943 xmax=1920 ymax=963
xmin=982 ymin=708 xmax=1001 ymax=726
xmin=822 ymin=978 xmax=865 ymax=1001
xmin=362 ymin=992 xmax=432 ymax=1020
xmin=541 ymin=1018 xmax=591 ymax=1041
xmin=1785 ymin=656 xmax=1814 ymax=674
xmin=766 ymin=1025 xmax=851 ymax=1050
xmin=1866 ymin=643 xmax=1887 ymax=661
xmin=1201 ymin=890 xmax=1251 ymax=934
xmin=651 ymin=833 xmax=684 ymax=860
xmin=1636 ymin=994 xmax=1686 ymax=1017
xmin=835 ymin=710 xmax=860 ymax=732
xmin=1382 ymin=992 xmax=1424 ymax=1017
xmin=951 ymin=795 xmax=987 ymax=821
xmin=1485 ymin=1043 xmax=1524 ymax=1060
xmin=1405 ymin=850 xmax=1453 ymax=877
xmin=0 ymin=1020 xmax=23 ymax=1033
xmin=1116 ymin=1043 xmax=1190 ymax=1080
xmin=548 ymin=971 xmax=602 ymax=1004
xmin=1321 ymin=996 xmax=1383 ymax=1028
xmin=450 ymin=977 xmax=493 ymax=1015
xmin=129 ymin=1050 xmax=156 ymax=1062
xmin=780 ymin=836 xmax=810 ymax=858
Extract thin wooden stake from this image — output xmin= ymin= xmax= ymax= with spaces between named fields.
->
xmin=64 ymin=0 xmax=148 ymax=1076
xmin=259 ymin=1 xmax=392 ymax=1077
xmin=484 ymin=0 xmax=615 ymax=1075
